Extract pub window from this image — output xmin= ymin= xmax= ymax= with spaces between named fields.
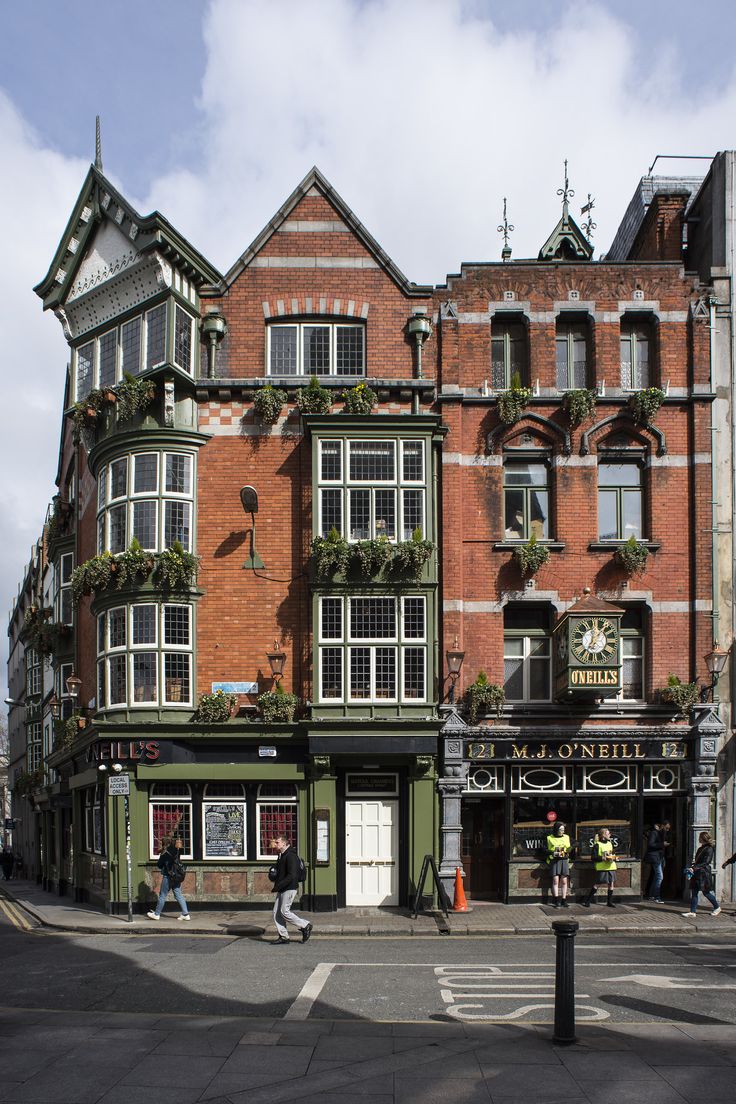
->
xmin=503 ymin=606 xmax=552 ymax=703
xmin=491 ymin=319 xmax=527 ymax=390
xmin=202 ymin=782 xmax=246 ymax=860
xmin=575 ymin=795 xmax=635 ymax=858
xmin=598 ymin=459 xmax=643 ymax=540
xmin=93 ymin=785 xmax=105 ymax=853
xmin=620 ymin=320 xmax=653 ymax=390
xmin=556 ymin=320 xmax=589 ymax=390
xmin=643 ymin=765 xmax=683 ymax=793
xmin=511 ymin=795 xmax=573 ymax=858
xmin=617 ymin=607 xmax=645 ymax=701
xmin=503 ymin=459 xmax=549 ymax=540
xmin=83 ymin=789 xmax=94 ymax=852
xmin=256 ymin=783 xmax=298 ymax=860
xmin=149 ymin=782 xmax=193 ymax=858
xmin=463 ymin=766 xmax=505 ymax=793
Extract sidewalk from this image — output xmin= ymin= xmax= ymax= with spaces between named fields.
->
xmin=0 ymin=1005 xmax=734 ymax=1103
xmin=3 ymin=879 xmax=735 ymax=937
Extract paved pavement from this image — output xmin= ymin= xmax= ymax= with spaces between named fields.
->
xmin=2 ymin=879 xmax=735 ymax=937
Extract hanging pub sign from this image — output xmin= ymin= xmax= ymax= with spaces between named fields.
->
xmin=552 ymin=589 xmax=624 ymax=700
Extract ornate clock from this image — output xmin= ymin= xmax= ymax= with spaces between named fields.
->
xmin=570 ymin=617 xmax=618 ymax=665
xmin=553 ymin=590 xmax=623 ymax=700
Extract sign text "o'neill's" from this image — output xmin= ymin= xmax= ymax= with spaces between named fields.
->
xmin=570 ymin=668 xmax=619 ymax=686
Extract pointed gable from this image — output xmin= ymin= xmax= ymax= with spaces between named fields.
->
xmin=538 ymin=211 xmax=593 ymax=261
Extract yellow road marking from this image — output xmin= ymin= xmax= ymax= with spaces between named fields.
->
xmin=0 ymin=898 xmax=32 ymax=931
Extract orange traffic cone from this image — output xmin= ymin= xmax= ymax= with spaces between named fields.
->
xmin=452 ymin=867 xmax=468 ymax=912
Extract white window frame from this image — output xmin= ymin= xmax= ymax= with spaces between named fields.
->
xmin=620 ymin=322 xmax=653 ymax=391
xmin=97 ymin=603 xmax=193 ymax=710
xmin=256 ymin=784 xmax=298 ymax=860
xmin=97 ymin=450 xmax=195 ymax=554
xmin=555 ymin=321 xmax=589 ymax=391
xmin=27 ymin=720 xmax=42 ymax=772
xmin=149 ymin=784 xmax=193 ymax=859
xmin=503 ymin=631 xmax=551 ymax=703
xmin=267 ymin=321 xmax=365 ymax=377
xmin=511 ymin=765 xmax=573 ymax=794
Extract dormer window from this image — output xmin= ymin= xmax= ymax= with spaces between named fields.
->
xmin=268 ymin=321 xmax=365 ymax=376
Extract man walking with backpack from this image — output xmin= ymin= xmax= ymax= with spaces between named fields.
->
xmin=270 ymin=834 xmax=312 ymax=945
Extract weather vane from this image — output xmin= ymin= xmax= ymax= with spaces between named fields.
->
xmin=557 ymin=159 xmax=575 ymax=217
xmin=497 ymin=197 xmax=514 ymax=261
xmin=581 ymin=193 xmax=597 ymax=242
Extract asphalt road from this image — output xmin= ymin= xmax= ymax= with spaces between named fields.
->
xmin=2 ymin=903 xmax=736 ymax=1026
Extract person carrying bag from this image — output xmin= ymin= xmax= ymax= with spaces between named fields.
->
xmin=147 ymin=835 xmax=191 ymax=921
xmin=682 ymin=832 xmax=721 ymax=918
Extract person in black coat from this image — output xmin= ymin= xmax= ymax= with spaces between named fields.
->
xmin=270 ymin=834 xmax=312 ymax=945
xmin=682 ymin=832 xmax=721 ymax=917
xmin=643 ymin=821 xmax=670 ymax=902
xmin=147 ymin=836 xmax=190 ymax=921
xmin=0 ymin=848 xmax=14 ymax=881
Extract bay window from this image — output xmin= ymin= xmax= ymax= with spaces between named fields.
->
xmin=97 ymin=450 xmax=194 ymax=554
xmin=318 ymin=438 xmax=426 ymax=541
xmin=97 ymin=602 xmax=192 ymax=709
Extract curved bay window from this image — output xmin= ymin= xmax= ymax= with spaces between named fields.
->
xmin=598 ymin=458 xmax=643 ymax=540
xmin=491 ymin=319 xmax=527 ymax=390
xmin=620 ymin=319 xmax=653 ymax=391
xmin=503 ymin=606 xmax=552 ymax=703
xmin=97 ymin=602 xmax=192 ymax=709
xmin=149 ymin=783 xmax=192 ymax=858
xmin=503 ymin=459 xmax=549 ymax=540
xmin=202 ymin=783 xmax=247 ymax=860
xmin=257 ymin=784 xmax=298 ymax=859
xmin=97 ymin=450 xmax=194 ymax=555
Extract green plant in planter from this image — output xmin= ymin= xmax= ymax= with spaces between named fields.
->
xmin=661 ymin=674 xmax=699 ymax=717
xmin=341 ymin=382 xmax=377 ymax=415
xmin=466 ymin=671 xmax=505 ymax=723
xmin=392 ymin=528 xmax=435 ymax=581
xmin=117 ymin=538 xmax=155 ymax=589
xmin=253 ymin=384 xmax=287 ymax=423
xmin=54 ymin=711 xmax=87 ymax=750
xmin=116 ymin=373 xmax=156 ymax=423
xmin=153 ymin=541 xmax=200 ymax=592
xmin=46 ymin=500 xmax=72 ymax=547
xmin=562 ymin=388 xmax=597 ymax=427
xmin=496 ymin=371 xmax=532 ymax=425
xmin=296 ymin=375 xmax=332 ymax=415
xmin=312 ymin=528 xmax=350 ymax=577
xmin=71 ymin=551 xmax=116 ymax=602
xmin=512 ymin=533 xmax=550 ymax=577
xmin=258 ymin=683 xmax=299 ymax=723
xmin=614 ymin=536 xmax=650 ymax=576
xmin=350 ymin=536 xmax=392 ymax=576
xmin=71 ymin=389 xmax=105 ymax=439
xmin=629 ymin=386 xmax=666 ymax=425
xmin=194 ymin=689 xmax=237 ymax=723
xmin=12 ymin=769 xmax=45 ymax=797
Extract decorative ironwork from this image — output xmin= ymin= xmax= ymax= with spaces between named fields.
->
xmin=557 ymin=159 xmax=575 ymax=216
xmin=581 ymin=193 xmax=597 ymax=242
xmin=497 ymin=197 xmax=515 ymax=261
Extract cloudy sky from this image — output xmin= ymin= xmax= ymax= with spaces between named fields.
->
xmin=2 ymin=0 xmax=736 ymax=698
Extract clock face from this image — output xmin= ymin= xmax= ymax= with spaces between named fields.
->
xmin=570 ymin=617 xmax=617 ymax=664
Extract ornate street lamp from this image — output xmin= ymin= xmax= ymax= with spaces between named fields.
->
xmin=702 ymin=642 xmax=730 ymax=702
xmin=266 ymin=641 xmax=286 ymax=686
xmin=446 ymin=644 xmax=465 ymax=704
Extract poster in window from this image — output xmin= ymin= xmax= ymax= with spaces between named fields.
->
xmin=204 ymin=803 xmax=246 ymax=858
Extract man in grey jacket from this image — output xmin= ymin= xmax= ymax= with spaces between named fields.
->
xmin=270 ymin=835 xmax=312 ymax=945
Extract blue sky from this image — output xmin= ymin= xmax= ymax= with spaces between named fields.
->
xmin=2 ymin=0 xmax=736 ymax=700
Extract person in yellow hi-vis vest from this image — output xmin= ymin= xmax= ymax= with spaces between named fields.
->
xmin=582 ymin=828 xmax=617 ymax=908
xmin=546 ymin=821 xmax=572 ymax=908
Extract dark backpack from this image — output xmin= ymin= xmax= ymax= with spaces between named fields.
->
xmin=169 ymin=859 xmax=187 ymax=885
xmin=297 ymin=854 xmax=307 ymax=883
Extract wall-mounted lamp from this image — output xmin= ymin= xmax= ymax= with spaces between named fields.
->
xmin=701 ymin=642 xmax=730 ymax=702
xmin=66 ymin=672 xmax=82 ymax=700
xmin=240 ymin=485 xmax=265 ymax=570
xmin=201 ymin=311 xmax=227 ymax=378
xmin=407 ymin=309 xmax=432 ymax=380
xmin=446 ymin=643 xmax=465 ymax=704
xmin=48 ymin=693 xmax=61 ymax=720
xmin=267 ymin=641 xmax=286 ymax=685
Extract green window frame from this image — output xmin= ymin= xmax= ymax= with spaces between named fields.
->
xmin=620 ymin=321 xmax=653 ymax=391
xmin=491 ymin=320 xmax=527 ymax=390
xmin=598 ymin=460 xmax=643 ymax=541
xmin=556 ymin=321 xmax=589 ymax=390
xmin=503 ymin=459 xmax=550 ymax=540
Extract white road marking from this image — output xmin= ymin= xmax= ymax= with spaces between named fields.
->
xmin=602 ymin=972 xmax=736 ymax=990
xmin=284 ymin=962 xmax=336 ymax=1020
xmin=446 ymin=1003 xmax=609 ymax=1022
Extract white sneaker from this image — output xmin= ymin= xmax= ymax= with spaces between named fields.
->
xmin=178 ymin=914 xmax=191 ymax=921
xmin=681 ymin=912 xmax=696 ymax=918
xmin=146 ymin=911 xmax=160 ymax=920
xmin=712 ymin=907 xmax=722 ymax=917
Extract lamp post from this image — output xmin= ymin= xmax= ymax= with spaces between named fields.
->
xmin=702 ymin=643 xmax=730 ymax=702
xmin=446 ymin=644 xmax=465 ymax=705
xmin=266 ymin=641 xmax=286 ymax=686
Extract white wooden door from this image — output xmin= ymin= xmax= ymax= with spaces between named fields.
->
xmin=345 ymin=799 xmax=398 ymax=905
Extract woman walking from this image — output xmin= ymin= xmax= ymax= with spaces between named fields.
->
xmin=582 ymin=828 xmax=617 ymax=908
xmin=147 ymin=836 xmax=191 ymax=921
xmin=682 ymin=831 xmax=721 ymax=918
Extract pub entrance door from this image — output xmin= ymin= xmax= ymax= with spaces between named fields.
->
xmin=461 ymin=798 xmax=505 ymax=901
xmin=642 ymin=797 xmax=682 ymax=901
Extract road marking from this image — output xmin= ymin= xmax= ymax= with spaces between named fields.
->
xmin=284 ymin=962 xmax=336 ymax=1020
xmin=602 ymin=972 xmax=736 ymax=990
xmin=0 ymin=899 xmax=31 ymax=932
xmin=434 ymin=965 xmax=607 ymax=1023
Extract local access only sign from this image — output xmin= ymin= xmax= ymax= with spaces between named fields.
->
xmin=108 ymin=774 xmax=130 ymax=796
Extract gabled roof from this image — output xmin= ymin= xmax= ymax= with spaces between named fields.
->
xmin=221 ymin=166 xmax=431 ymax=295
xmin=538 ymin=209 xmax=593 ymax=262
xmin=35 ymin=165 xmax=222 ymax=311
xmin=564 ymin=590 xmax=624 ymax=617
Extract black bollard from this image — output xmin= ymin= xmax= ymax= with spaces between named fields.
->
xmin=552 ymin=919 xmax=578 ymax=1045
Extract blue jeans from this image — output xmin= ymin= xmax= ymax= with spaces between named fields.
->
xmin=646 ymin=859 xmax=664 ymax=898
xmin=690 ymin=888 xmax=719 ymax=913
xmin=154 ymin=875 xmax=189 ymax=916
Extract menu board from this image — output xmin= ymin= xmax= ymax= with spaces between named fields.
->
xmin=204 ymin=803 xmax=245 ymax=858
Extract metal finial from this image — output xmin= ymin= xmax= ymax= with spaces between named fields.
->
xmin=557 ymin=159 xmax=574 ymax=218
xmin=581 ymin=193 xmax=597 ymax=242
xmin=497 ymin=197 xmax=515 ymax=261
xmin=95 ymin=115 xmax=103 ymax=172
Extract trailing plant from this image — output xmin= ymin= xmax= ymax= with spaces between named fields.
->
xmin=71 ymin=551 xmax=116 ymax=602
xmin=194 ymin=689 xmax=237 ymax=724
xmin=512 ymin=533 xmax=550 ymax=577
xmin=13 ymin=769 xmax=45 ymax=797
xmin=296 ymin=375 xmax=332 ymax=416
xmin=350 ymin=536 xmax=392 ymax=576
xmin=312 ymin=528 xmax=350 ymax=577
xmin=116 ymin=538 xmax=155 ymax=589
xmin=496 ymin=371 xmax=532 ymax=425
xmin=562 ymin=388 xmax=597 ymax=427
xmin=393 ymin=528 xmax=435 ymax=581
xmin=71 ymin=389 xmax=105 ymax=439
xmin=341 ymin=382 xmax=377 ymax=415
xmin=629 ymin=386 xmax=666 ymax=425
xmin=54 ymin=711 xmax=87 ymax=751
xmin=116 ymin=373 xmax=156 ymax=423
xmin=614 ymin=536 xmax=650 ymax=576
xmin=46 ymin=499 xmax=72 ymax=548
xmin=258 ymin=683 xmax=299 ymax=723
xmin=661 ymin=674 xmax=699 ymax=717
xmin=153 ymin=541 xmax=200 ymax=592
xmin=466 ymin=671 xmax=506 ymax=723
xmin=253 ymin=384 xmax=287 ymax=423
